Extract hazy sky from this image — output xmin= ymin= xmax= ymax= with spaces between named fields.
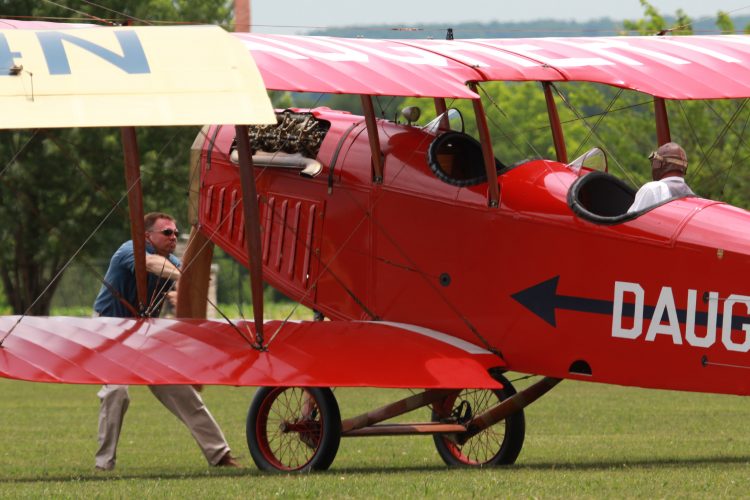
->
xmin=251 ymin=0 xmax=750 ymax=33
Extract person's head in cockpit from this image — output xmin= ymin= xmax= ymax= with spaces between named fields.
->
xmin=649 ymin=142 xmax=688 ymax=181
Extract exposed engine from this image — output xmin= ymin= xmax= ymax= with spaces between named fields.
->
xmin=246 ymin=110 xmax=331 ymax=158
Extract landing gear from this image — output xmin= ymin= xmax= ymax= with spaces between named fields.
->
xmin=431 ymin=374 xmax=526 ymax=466
xmin=245 ymin=376 xmax=555 ymax=471
xmin=246 ymin=386 xmax=341 ymax=472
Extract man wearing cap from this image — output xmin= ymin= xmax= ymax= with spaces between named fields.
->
xmin=628 ymin=142 xmax=694 ymax=213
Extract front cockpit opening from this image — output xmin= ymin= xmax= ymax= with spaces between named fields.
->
xmin=427 ymin=132 xmax=506 ymax=187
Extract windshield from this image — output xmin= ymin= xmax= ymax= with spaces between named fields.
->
xmin=568 ymin=148 xmax=608 ymax=175
xmin=423 ymin=108 xmax=464 ymax=135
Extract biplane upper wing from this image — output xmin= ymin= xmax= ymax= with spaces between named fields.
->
xmin=0 ymin=317 xmax=503 ymax=389
xmin=0 ymin=20 xmax=275 ymax=128
xmin=238 ymin=33 xmax=750 ymax=99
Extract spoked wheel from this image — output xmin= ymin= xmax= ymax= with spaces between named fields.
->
xmin=247 ymin=386 xmax=341 ymax=472
xmin=432 ymin=374 xmax=525 ymax=467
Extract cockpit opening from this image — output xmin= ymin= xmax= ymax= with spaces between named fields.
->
xmin=427 ymin=131 xmax=505 ymax=187
xmin=568 ymin=171 xmax=637 ymax=224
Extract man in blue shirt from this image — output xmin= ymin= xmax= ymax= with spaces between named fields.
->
xmin=94 ymin=212 xmax=239 ymax=470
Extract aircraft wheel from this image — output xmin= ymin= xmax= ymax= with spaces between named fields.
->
xmin=246 ymin=386 xmax=341 ymax=472
xmin=432 ymin=374 xmax=525 ymax=467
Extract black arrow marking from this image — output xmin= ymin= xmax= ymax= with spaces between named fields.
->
xmin=511 ymin=276 xmax=750 ymax=330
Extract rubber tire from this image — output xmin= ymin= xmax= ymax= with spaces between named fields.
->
xmin=246 ymin=386 xmax=341 ymax=472
xmin=432 ymin=374 xmax=525 ymax=467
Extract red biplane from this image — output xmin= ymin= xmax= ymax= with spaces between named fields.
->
xmin=3 ymin=20 xmax=750 ymax=471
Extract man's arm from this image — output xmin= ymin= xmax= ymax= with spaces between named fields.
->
xmin=145 ymin=254 xmax=182 ymax=280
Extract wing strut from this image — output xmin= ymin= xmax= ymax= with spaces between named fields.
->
xmin=654 ymin=97 xmax=672 ymax=146
xmin=360 ymin=95 xmax=384 ymax=183
xmin=121 ymin=126 xmax=148 ymax=313
xmin=433 ymin=98 xmax=450 ymax=131
xmin=468 ymin=84 xmax=499 ymax=208
xmin=543 ymin=82 xmax=568 ymax=163
xmin=235 ymin=125 xmax=265 ymax=345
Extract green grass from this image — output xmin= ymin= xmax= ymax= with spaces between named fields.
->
xmin=0 ymin=302 xmax=314 ymax=320
xmin=1 ymin=376 xmax=750 ymax=497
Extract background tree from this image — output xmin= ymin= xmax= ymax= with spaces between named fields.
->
xmin=0 ymin=1 xmax=232 ymax=314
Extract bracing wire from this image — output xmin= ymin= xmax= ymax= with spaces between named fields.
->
xmin=718 ymin=110 xmax=750 ymax=199
xmin=568 ymin=88 xmax=624 ymax=161
xmin=41 ymin=0 xmax=112 ymax=25
xmin=685 ymin=99 xmax=749 ymax=188
xmin=76 ymin=0 xmax=151 ymax=25
xmin=475 ymin=84 xmax=537 ymax=160
xmin=0 ymin=130 xmax=40 ymax=179
xmin=550 ymin=83 xmax=639 ymax=187
xmin=0 ymin=184 xmax=135 ymax=345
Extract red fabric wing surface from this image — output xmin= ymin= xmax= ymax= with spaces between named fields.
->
xmin=0 ymin=316 xmax=504 ymax=389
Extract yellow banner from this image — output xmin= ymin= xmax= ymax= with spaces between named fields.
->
xmin=0 ymin=25 xmax=275 ymax=128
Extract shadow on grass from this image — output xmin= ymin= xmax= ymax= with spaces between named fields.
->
xmin=3 ymin=455 xmax=750 ymax=483
xmin=0 ymin=467 xmax=254 ymax=484
xmin=333 ymin=454 xmax=750 ymax=474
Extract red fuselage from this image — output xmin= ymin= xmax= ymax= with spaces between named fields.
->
xmin=199 ymin=108 xmax=750 ymax=396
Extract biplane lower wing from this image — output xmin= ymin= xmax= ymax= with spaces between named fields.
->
xmin=0 ymin=317 xmax=504 ymax=389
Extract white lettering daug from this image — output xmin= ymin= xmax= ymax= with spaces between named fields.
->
xmin=611 ymin=281 xmax=750 ymax=353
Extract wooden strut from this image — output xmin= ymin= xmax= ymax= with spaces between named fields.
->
xmin=121 ymin=126 xmax=147 ymax=313
xmin=176 ymin=127 xmax=216 ymax=319
xmin=235 ymin=125 xmax=265 ymax=345
xmin=360 ymin=94 xmax=384 ymax=183
xmin=433 ymin=97 xmax=449 ymax=131
xmin=468 ymin=83 xmax=499 ymax=207
xmin=339 ymin=379 xmax=561 ymax=439
xmin=457 ymin=376 xmax=562 ymax=444
xmin=343 ymin=423 xmax=467 ymax=437
xmin=654 ymin=97 xmax=672 ymax=146
xmin=341 ymin=388 xmax=460 ymax=435
xmin=175 ymin=228 xmax=214 ymax=318
xmin=543 ymin=82 xmax=568 ymax=164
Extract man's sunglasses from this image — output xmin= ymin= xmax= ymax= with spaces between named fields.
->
xmin=151 ymin=229 xmax=179 ymax=237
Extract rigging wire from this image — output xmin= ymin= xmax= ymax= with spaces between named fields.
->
xmin=75 ymin=0 xmax=150 ymax=25
xmin=0 ymin=184 xmax=134 ymax=346
xmin=556 ymin=99 xmax=652 ymax=128
xmin=550 ymin=83 xmax=639 ymax=187
xmin=41 ymin=0 xmax=112 ymax=25
xmin=475 ymin=84 xmax=541 ymax=160
xmin=568 ymin=88 xmax=624 ymax=161
xmin=719 ymin=110 xmax=750 ymax=199
xmin=205 ymin=292 xmax=260 ymax=348
xmin=0 ymin=130 xmax=40 ymax=179
xmin=684 ymin=98 xmax=749 ymax=189
xmin=1 ymin=180 xmax=140 ymax=318
xmin=13 ymin=6 xmax=750 ymax=35
xmin=39 ymin=130 xmax=129 ymax=218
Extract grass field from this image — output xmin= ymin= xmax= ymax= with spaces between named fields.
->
xmin=1 ymin=374 xmax=750 ymax=498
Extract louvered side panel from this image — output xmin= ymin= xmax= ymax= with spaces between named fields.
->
xmin=262 ymin=193 xmax=324 ymax=301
